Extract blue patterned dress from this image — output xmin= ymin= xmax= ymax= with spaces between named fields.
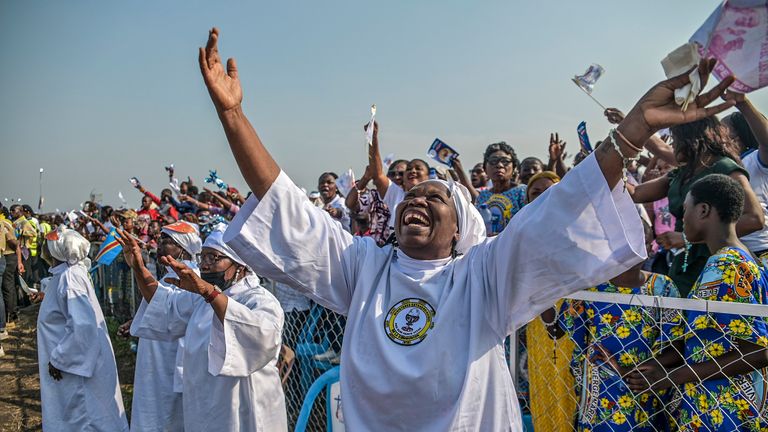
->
xmin=672 ymin=247 xmax=768 ymax=431
xmin=559 ymin=274 xmax=680 ymax=431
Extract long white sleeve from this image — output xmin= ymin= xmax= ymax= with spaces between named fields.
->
xmin=224 ymin=171 xmax=367 ymax=314
xmin=48 ymin=269 xmax=102 ymax=378
xmin=477 ymin=153 xmax=647 ymax=336
xmin=131 ymin=283 xmax=198 ymax=342
xmin=207 ymin=284 xmax=284 ymax=377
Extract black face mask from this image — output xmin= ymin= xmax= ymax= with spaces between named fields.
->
xmin=201 ymin=270 xmax=229 ymax=289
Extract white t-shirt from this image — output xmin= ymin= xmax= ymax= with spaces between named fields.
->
xmin=225 ymin=153 xmax=645 ymax=431
xmin=383 ymin=180 xmax=405 ymax=228
xmin=740 ymin=151 xmax=768 ymax=253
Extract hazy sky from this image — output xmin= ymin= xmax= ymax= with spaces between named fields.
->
xmin=2 ymin=0 xmax=767 ymax=212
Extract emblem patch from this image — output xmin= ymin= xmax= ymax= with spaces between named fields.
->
xmin=384 ymin=298 xmax=436 ymax=346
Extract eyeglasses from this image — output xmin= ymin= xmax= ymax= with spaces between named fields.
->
xmin=387 ymin=170 xmax=404 ymax=177
xmin=487 ymin=157 xmax=513 ymax=167
xmin=200 ymin=253 xmax=230 ymax=266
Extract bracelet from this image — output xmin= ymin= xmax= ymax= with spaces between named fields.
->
xmin=613 ymin=127 xmax=644 ymax=153
xmin=204 ymin=285 xmax=223 ymax=303
xmin=609 ymin=128 xmax=641 ymax=192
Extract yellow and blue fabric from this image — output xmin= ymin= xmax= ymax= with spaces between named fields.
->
xmin=475 ymin=185 xmax=526 ymax=236
xmin=559 ymin=274 xmax=680 ymax=431
xmin=672 ymin=247 xmax=768 ymax=431
xmin=94 ymin=229 xmax=122 ymax=266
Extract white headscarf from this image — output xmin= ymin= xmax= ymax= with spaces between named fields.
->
xmin=161 ymin=221 xmax=202 ymax=257
xmin=415 ymin=179 xmax=487 ymax=256
xmin=206 ymin=225 xmax=248 ymax=268
xmin=47 ymin=227 xmax=91 ymax=268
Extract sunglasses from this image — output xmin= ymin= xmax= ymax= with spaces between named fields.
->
xmin=387 ymin=170 xmax=405 ymax=177
xmin=487 ymin=157 xmax=513 ymax=167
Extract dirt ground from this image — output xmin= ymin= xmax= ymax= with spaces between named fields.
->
xmin=0 ymin=305 xmax=135 ymax=431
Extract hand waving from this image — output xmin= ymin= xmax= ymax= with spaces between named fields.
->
xmin=161 ymin=255 xmax=213 ymax=297
xmin=115 ymin=229 xmax=143 ymax=270
xmin=620 ymin=58 xmax=735 ymax=144
xmin=199 ymin=28 xmax=242 ymax=113
xmin=548 ymin=133 xmax=567 ymax=161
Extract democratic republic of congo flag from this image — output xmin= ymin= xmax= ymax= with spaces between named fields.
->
xmin=94 ymin=229 xmax=122 ymax=266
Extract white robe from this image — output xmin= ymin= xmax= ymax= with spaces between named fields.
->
xmin=224 ymin=153 xmax=646 ymax=431
xmin=128 ymin=261 xmax=199 ymax=432
xmin=131 ymin=273 xmax=287 ymax=432
xmin=36 ymin=262 xmax=128 ymax=432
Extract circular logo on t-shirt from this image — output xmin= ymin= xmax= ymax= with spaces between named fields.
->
xmin=384 ymin=298 xmax=436 ymax=346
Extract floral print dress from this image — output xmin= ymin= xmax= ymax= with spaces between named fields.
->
xmin=673 ymin=247 xmax=768 ymax=431
xmin=559 ymin=273 xmax=680 ymax=431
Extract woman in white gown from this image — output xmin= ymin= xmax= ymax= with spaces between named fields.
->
xmin=36 ymin=228 xmax=128 ymax=431
xmin=118 ymin=225 xmax=287 ymax=432
xmin=200 ymin=27 xmax=737 ymax=431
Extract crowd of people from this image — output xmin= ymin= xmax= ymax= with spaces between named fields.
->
xmin=2 ymin=27 xmax=768 ymax=431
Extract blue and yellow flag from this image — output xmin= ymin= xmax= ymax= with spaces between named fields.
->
xmin=94 ymin=229 xmax=122 ymax=266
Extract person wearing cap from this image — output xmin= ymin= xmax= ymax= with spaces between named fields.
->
xmin=36 ymin=228 xmax=129 ymax=431
xmin=128 ymin=221 xmax=201 ymax=432
xmin=198 ymin=28 xmax=737 ymax=430
xmin=118 ymin=225 xmax=286 ymax=431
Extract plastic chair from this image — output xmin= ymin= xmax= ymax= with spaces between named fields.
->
xmin=295 ymin=304 xmax=334 ymax=392
xmin=294 ymin=366 xmax=341 ymax=432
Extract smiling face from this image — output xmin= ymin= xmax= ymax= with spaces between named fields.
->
xmin=403 ymin=160 xmax=430 ymax=191
xmin=395 ymin=181 xmax=458 ymax=260
xmin=387 ymin=162 xmax=408 ymax=187
xmin=485 ymin=150 xmax=517 ymax=186
xmin=318 ymin=174 xmax=338 ymax=202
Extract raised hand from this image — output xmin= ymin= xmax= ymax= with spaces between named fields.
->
xmin=199 ymin=28 xmax=242 ymax=113
xmin=548 ymin=133 xmax=567 ymax=161
xmin=115 ymin=229 xmax=143 ymax=270
xmin=620 ymin=58 xmax=735 ymax=145
xmin=721 ymin=89 xmax=747 ymax=105
xmin=161 ymin=255 xmax=213 ymax=296
xmin=604 ymin=108 xmax=625 ymax=125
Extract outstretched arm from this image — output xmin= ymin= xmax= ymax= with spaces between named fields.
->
xmin=595 ymin=59 xmax=735 ymax=189
xmin=365 ymin=121 xmax=389 ymax=197
xmin=199 ymin=28 xmax=280 ymax=199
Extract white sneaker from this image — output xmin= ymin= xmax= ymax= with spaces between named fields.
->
xmin=0 ymin=330 xmax=7 ymax=341
xmin=313 ymin=349 xmax=339 ymax=362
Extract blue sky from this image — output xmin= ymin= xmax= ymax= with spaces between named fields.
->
xmin=2 ymin=0 xmax=766 ymax=211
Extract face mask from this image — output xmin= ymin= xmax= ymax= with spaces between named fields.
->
xmin=201 ymin=263 xmax=236 ymax=289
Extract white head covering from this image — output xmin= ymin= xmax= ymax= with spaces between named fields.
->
xmin=47 ymin=227 xmax=91 ymax=268
xmin=205 ymin=225 xmax=248 ymax=267
xmin=161 ymin=221 xmax=202 ymax=257
xmin=411 ymin=179 xmax=486 ymax=255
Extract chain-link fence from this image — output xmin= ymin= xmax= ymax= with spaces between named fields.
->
xmin=524 ymin=286 xmax=768 ymax=431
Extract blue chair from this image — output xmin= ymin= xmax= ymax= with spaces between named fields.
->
xmin=294 ymin=366 xmax=341 ymax=432
xmin=295 ymin=304 xmax=335 ymax=393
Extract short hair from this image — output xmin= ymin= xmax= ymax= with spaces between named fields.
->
xmin=483 ymin=141 xmax=520 ymax=169
xmin=689 ymin=174 xmax=744 ymax=223
xmin=0 ymin=206 xmax=7 ymax=217
xmin=389 ymin=159 xmax=409 ymax=170
xmin=521 ymin=157 xmax=544 ymax=167
xmin=22 ymin=204 xmax=34 ymax=215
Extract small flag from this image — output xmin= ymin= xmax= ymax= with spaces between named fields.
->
xmin=205 ymin=170 xmax=228 ymax=190
xmin=572 ymin=64 xmax=605 ymax=94
xmin=118 ymin=191 xmax=127 ymax=205
xmin=94 ymin=229 xmax=123 ymax=266
xmin=336 ymin=169 xmax=356 ymax=197
xmin=365 ymin=104 xmax=376 ymax=146
xmin=577 ymin=121 xmax=593 ymax=153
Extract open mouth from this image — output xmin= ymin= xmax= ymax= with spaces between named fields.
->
xmin=402 ymin=209 xmax=431 ymax=227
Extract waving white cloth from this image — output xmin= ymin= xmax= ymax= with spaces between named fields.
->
xmin=661 ymin=42 xmax=702 ymax=110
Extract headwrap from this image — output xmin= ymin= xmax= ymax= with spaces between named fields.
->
xmin=206 ymin=225 xmax=248 ymax=268
xmin=417 ymin=179 xmax=486 ymax=255
xmin=161 ymin=221 xmax=202 ymax=257
xmin=526 ymin=171 xmax=561 ymax=202
xmin=46 ymin=227 xmax=91 ymax=268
